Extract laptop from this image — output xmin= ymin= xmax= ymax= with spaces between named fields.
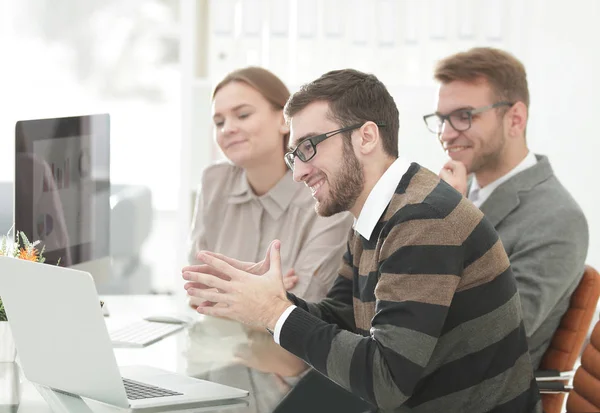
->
xmin=0 ymin=256 xmax=249 ymax=410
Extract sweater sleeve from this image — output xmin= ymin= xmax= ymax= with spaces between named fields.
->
xmin=287 ymin=246 xmax=357 ymax=332
xmin=278 ymin=213 xmax=464 ymax=410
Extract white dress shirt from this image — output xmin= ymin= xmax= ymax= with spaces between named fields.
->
xmin=353 ymin=157 xmax=412 ymax=240
xmin=274 ymin=158 xmax=412 ymax=344
xmin=468 ymin=152 xmax=537 ymax=208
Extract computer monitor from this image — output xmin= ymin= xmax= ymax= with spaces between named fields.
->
xmin=14 ymin=114 xmax=111 ymax=283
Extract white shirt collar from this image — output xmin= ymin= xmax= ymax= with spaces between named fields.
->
xmin=468 ymin=151 xmax=537 ymax=208
xmin=354 ymin=157 xmax=411 ymax=240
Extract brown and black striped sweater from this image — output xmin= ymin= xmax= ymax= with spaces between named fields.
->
xmin=280 ymin=163 xmax=542 ymax=412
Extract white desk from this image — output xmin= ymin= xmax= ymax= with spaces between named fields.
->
xmin=2 ymin=295 xmax=305 ymax=413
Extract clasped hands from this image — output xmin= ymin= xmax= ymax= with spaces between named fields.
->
xmin=183 ymin=240 xmax=293 ymax=331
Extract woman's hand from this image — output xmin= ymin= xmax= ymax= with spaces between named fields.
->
xmin=233 ymin=330 xmax=308 ymax=377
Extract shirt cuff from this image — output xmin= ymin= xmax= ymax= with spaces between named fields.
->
xmin=274 ymin=305 xmax=296 ymax=344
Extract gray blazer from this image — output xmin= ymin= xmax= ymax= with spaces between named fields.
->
xmin=478 ymin=154 xmax=589 ymax=368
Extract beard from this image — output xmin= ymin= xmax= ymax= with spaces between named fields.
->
xmin=315 ymin=139 xmax=364 ymax=217
xmin=468 ymin=125 xmax=506 ymax=174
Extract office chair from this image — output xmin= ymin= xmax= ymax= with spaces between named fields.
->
xmin=110 ymin=184 xmax=153 ymax=278
xmin=0 ymin=182 xmax=13 ymax=234
xmin=537 ymin=317 xmax=600 ymax=412
xmin=536 ymin=265 xmax=600 ymax=413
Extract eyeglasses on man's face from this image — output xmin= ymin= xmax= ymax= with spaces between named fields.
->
xmin=422 ymin=101 xmax=514 ymax=136
xmin=284 ymin=122 xmax=386 ymax=170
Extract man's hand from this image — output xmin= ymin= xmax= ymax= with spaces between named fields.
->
xmin=183 ymin=240 xmax=292 ymax=330
xmin=183 ymin=241 xmax=276 ymax=282
xmin=183 ymin=242 xmax=298 ymax=309
xmin=439 ymin=160 xmax=468 ymax=196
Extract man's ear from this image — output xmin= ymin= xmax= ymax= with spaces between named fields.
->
xmin=279 ymin=112 xmax=290 ymax=135
xmin=355 ymin=121 xmax=381 ymax=155
xmin=506 ymin=102 xmax=528 ymax=138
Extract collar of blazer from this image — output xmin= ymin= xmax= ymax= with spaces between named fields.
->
xmin=474 ymin=154 xmax=553 ymax=227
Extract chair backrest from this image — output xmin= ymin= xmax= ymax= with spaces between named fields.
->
xmin=566 ymin=318 xmax=600 ymax=412
xmin=539 ymin=265 xmax=600 ymax=413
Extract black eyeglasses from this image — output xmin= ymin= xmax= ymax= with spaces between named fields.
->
xmin=423 ymin=101 xmax=514 ymax=135
xmin=284 ymin=122 xmax=386 ymax=170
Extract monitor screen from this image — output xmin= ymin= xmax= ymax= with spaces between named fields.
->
xmin=14 ymin=114 xmax=110 ymax=279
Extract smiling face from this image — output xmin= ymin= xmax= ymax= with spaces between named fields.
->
xmin=289 ymin=101 xmax=364 ymax=217
xmin=212 ymin=81 xmax=286 ymax=168
xmin=436 ymin=79 xmax=507 ymax=174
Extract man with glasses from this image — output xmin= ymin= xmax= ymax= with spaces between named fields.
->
xmin=424 ymin=47 xmax=588 ymax=368
xmin=183 ymin=68 xmax=541 ymax=412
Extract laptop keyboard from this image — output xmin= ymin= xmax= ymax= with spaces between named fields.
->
xmin=123 ymin=378 xmax=183 ymax=400
xmin=110 ymin=320 xmax=184 ymax=347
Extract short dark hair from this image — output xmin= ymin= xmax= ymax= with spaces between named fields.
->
xmin=284 ymin=69 xmax=399 ymax=158
xmin=434 ymin=47 xmax=530 ymax=109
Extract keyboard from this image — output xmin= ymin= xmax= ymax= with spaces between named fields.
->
xmin=110 ymin=320 xmax=184 ymax=348
xmin=123 ymin=377 xmax=183 ymax=399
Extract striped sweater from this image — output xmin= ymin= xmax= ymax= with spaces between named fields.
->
xmin=280 ymin=163 xmax=542 ymax=412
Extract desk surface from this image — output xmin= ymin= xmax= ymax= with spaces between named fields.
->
xmin=1 ymin=294 xmax=313 ymax=413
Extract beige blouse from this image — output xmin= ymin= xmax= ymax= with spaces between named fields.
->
xmin=188 ymin=162 xmax=353 ymax=302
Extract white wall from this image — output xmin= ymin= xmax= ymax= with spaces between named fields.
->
xmin=0 ymin=1 xmax=181 ymax=211
xmin=180 ymin=0 xmax=600 ymax=274
xmin=524 ymin=0 xmax=600 ymax=270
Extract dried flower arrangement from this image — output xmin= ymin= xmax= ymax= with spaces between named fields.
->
xmin=0 ymin=227 xmax=54 ymax=321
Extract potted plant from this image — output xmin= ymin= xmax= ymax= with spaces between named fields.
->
xmin=0 ymin=228 xmax=51 ymax=362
